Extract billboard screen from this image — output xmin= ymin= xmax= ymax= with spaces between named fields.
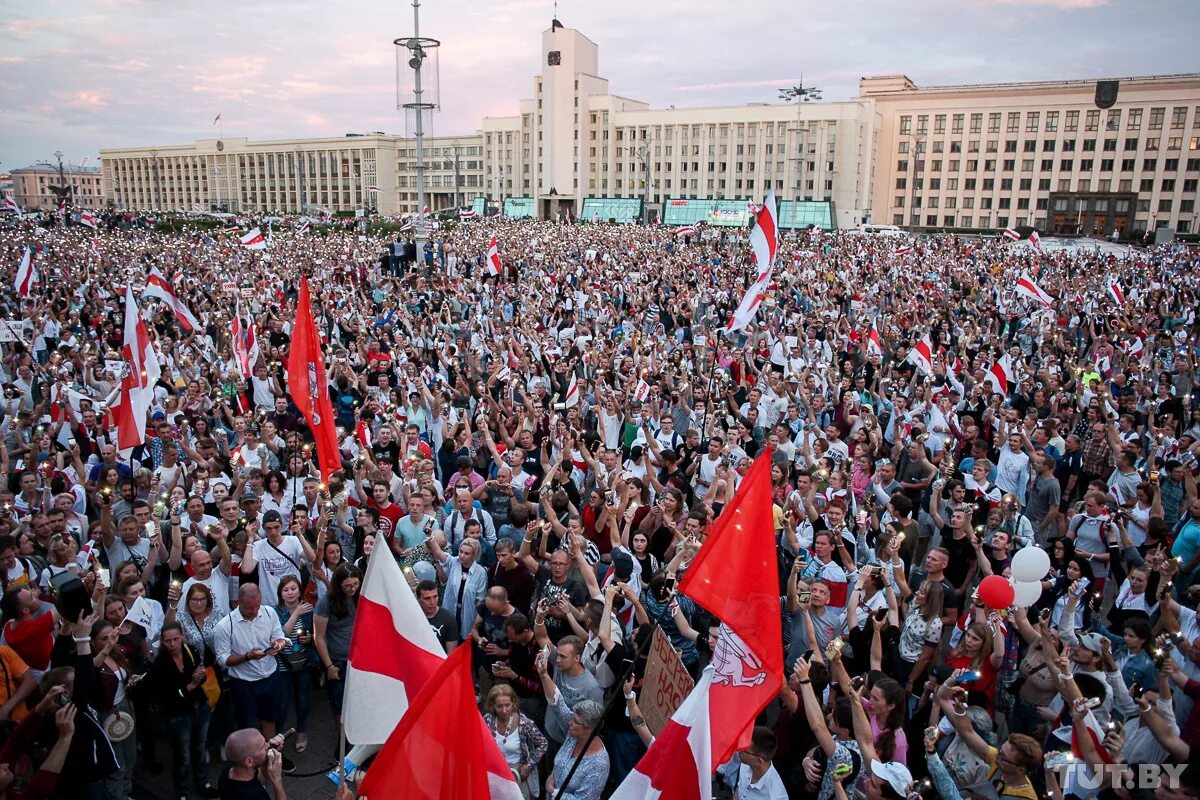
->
xmin=581 ymin=197 xmax=643 ymax=224
xmin=472 ymin=196 xmax=487 ymax=216
xmin=503 ymin=197 xmax=535 ymax=218
xmin=662 ymin=198 xmax=750 ymax=227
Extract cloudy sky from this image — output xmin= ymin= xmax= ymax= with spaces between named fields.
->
xmin=1 ymin=0 xmax=1195 ymax=172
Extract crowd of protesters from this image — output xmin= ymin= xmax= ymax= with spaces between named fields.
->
xmin=0 ymin=205 xmax=1197 ymax=800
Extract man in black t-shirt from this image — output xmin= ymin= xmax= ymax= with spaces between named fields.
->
xmin=908 ymin=546 xmax=960 ymax=626
xmin=417 ymin=579 xmax=459 ymax=653
xmin=220 ymin=728 xmax=286 ymax=800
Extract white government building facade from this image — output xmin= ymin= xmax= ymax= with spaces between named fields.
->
xmin=99 ymin=23 xmax=1200 ymax=235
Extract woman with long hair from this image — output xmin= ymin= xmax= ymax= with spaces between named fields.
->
xmin=484 ymin=683 xmax=548 ymax=799
xmin=314 ymin=564 xmax=362 ymax=736
xmin=92 ymin=618 xmax=138 ymax=799
xmin=944 ymin=621 xmax=1005 ymax=712
xmin=166 ymin=582 xmax=227 ymax=664
xmin=260 ymin=469 xmax=293 ymax=520
xmin=275 ymin=575 xmax=316 ymax=753
xmin=895 ymin=579 xmax=944 ymax=692
xmin=150 ymin=621 xmax=219 ymax=799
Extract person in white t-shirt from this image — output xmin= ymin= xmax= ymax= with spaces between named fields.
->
xmin=180 ymin=524 xmax=234 ymax=614
xmin=240 ymin=510 xmax=315 ymax=604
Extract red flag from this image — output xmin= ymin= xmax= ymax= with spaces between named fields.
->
xmin=677 ymin=449 xmax=784 ymax=766
xmin=286 ymin=278 xmax=340 ymax=481
xmin=357 ymin=643 xmax=522 ymax=800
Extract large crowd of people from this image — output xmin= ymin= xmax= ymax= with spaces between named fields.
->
xmin=0 ymin=206 xmax=1197 ymax=800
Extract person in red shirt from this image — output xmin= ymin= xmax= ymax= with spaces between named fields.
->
xmin=365 ymin=481 xmax=405 ymax=544
xmin=0 ymin=587 xmax=59 ymax=674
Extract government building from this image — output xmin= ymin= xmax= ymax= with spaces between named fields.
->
xmin=99 ymin=22 xmax=1200 ymax=236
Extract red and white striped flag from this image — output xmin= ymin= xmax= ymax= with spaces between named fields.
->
xmin=1014 ymin=272 xmax=1054 ymax=308
xmin=1122 ymin=335 xmax=1144 ymax=361
xmin=1107 ymin=279 xmax=1124 ymax=306
xmin=486 ymin=236 xmax=502 ymax=276
xmin=1002 ymin=227 xmax=1020 ymax=241
xmin=746 ymin=199 xmax=759 ymax=215
xmin=985 ymin=354 xmax=1014 ymax=396
xmin=726 ymin=273 xmax=770 ymax=332
xmin=563 ymin=378 xmax=580 ymax=408
xmin=610 ymin=666 xmax=715 ymax=800
xmin=459 ymin=208 xmax=476 ymax=219
xmin=907 ymin=335 xmax=934 ymax=376
xmin=297 ymin=220 xmax=311 ymax=235
xmin=866 ymin=327 xmax=883 ymax=358
xmin=143 ymin=266 xmax=200 ymax=332
xmin=239 ymin=227 xmax=267 ymax=250
xmin=75 ymin=538 xmax=99 ymax=570
xmin=3 ymin=196 xmax=20 ymax=214
xmin=892 ymin=244 xmax=912 ymax=256
xmin=231 ymin=300 xmax=260 ymax=378
xmin=367 ymin=185 xmax=379 ymax=192
xmin=90 ymin=239 xmax=101 ymax=260
xmin=113 ymin=285 xmax=161 ymax=451
xmin=748 ymin=191 xmax=778 ymax=281
xmin=1029 ymin=230 xmax=1042 ymax=253
xmin=192 ymin=202 xmax=204 ymax=213
xmin=633 ymin=378 xmax=652 ymax=403
xmin=674 ymin=226 xmax=695 ymax=237
xmin=79 ymin=210 xmax=99 ymax=229
xmin=356 ymin=419 xmax=374 ymax=449
xmin=14 ymin=248 xmax=36 ymax=298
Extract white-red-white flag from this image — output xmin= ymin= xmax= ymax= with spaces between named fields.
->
xmin=343 ymin=539 xmax=457 ymax=746
xmin=1029 ymin=230 xmax=1042 ymax=252
xmin=1002 ymin=227 xmax=1020 ymax=241
xmin=459 ymin=208 xmax=476 ymax=219
xmin=14 ymin=248 xmax=36 ymax=298
xmin=231 ymin=299 xmax=260 ymax=378
xmin=1107 ymin=279 xmax=1125 ymax=306
xmin=748 ymin=191 xmax=778 ymax=281
xmin=486 ymin=236 xmax=502 ymax=276
xmin=143 ymin=266 xmax=200 ymax=332
xmin=633 ymin=378 xmax=652 ymax=403
xmin=113 ymin=285 xmax=161 ymax=451
xmin=1014 ymin=272 xmax=1054 ymax=308
xmin=867 ymin=327 xmax=883 ymax=358
xmin=563 ymin=378 xmax=580 ymax=408
xmin=726 ymin=272 xmax=771 ymax=332
xmin=239 ymin=227 xmax=267 ymax=250
xmin=674 ymin=226 xmax=695 ymax=237
xmin=892 ymin=244 xmax=913 ymax=256
xmin=1122 ymin=335 xmax=1144 ymax=361
xmin=985 ymin=354 xmax=1014 ymax=396
xmin=610 ymin=666 xmax=715 ymax=800
xmin=907 ymin=335 xmax=934 ymax=376
xmin=3 ymin=196 xmax=20 ymax=215
xmin=79 ymin=210 xmax=99 ymax=229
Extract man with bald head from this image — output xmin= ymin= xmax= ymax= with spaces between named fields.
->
xmin=221 ymin=727 xmax=287 ymax=799
xmin=180 ymin=522 xmax=233 ymax=614
xmin=213 ymin=584 xmax=289 ymax=739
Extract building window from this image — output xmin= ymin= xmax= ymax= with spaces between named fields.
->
xmin=935 ymin=115 xmax=946 ymax=134
xmin=953 ymin=114 xmax=964 ymax=134
xmin=1026 ymin=112 xmax=1040 ymax=132
xmin=1125 ymin=138 xmax=1139 ymax=151
xmin=1127 ymin=109 xmax=1143 ymax=131
xmin=1159 ymin=198 xmax=1172 ymax=212
xmin=1149 ymin=107 xmax=1165 ymax=130
xmin=988 ymin=113 xmax=1001 ymax=134
xmin=1043 ymin=140 xmax=1056 ymax=152
xmin=1007 ymin=112 xmax=1020 ymax=133
xmin=1172 ymin=106 xmax=1188 ymax=129
xmin=899 ymin=115 xmax=911 ymax=135
xmin=1086 ymin=110 xmax=1100 ymax=131
xmin=1046 ymin=111 xmax=1059 ymax=132
xmin=1062 ymin=139 xmax=1076 ymax=151
xmin=1147 ymin=138 xmax=1160 ymax=151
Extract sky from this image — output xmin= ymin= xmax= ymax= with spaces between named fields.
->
xmin=1 ymin=0 xmax=1197 ymax=173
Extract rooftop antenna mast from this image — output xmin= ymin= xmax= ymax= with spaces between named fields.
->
xmin=395 ymin=0 xmax=440 ymax=252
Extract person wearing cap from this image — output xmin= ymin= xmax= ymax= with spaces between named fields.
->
xmin=840 ymin=667 xmax=914 ymax=800
xmin=240 ymin=510 xmax=315 ymax=605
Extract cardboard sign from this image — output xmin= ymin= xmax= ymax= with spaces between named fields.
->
xmin=640 ymin=626 xmax=695 ymax=736
xmin=0 ymin=320 xmax=29 ymax=344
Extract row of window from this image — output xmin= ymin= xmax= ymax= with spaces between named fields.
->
xmin=899 ymin=107 xmax=1198 ymax=137
xmin=897 ymin=136 xmax=1200 ymax=156
xmin=894 ymin=194 xmax=1192 ymax=214
xmin=897 ymin=156 xmax=1200 ymax=175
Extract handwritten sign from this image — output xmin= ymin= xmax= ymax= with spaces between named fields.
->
xmin=640 ymin=626 xmax=694 ymax=736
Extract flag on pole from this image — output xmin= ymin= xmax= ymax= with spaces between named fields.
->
xmin=486 ymin=236 xmax=502 ymax=276
xmin=907 ymin=335 xmax=934 ymax=376
xmin=297 ymin=220 xmax=311 ymax=235
xmin=674 ymin=226 xmax=695 ymax=237
xmin=985 ymin=354 xmax=1014 ymax=396
xmin=1093 ymin=352 xmax=1112 ymax=380
xmin=1107 ymin=279 xmax=1125 ymax=306
xmin=747 ymin=191 xmax=778 ymax=281
xmin=356 ymin=643 xmax=522 ymax=799
xmin=3 ymin=196 xmax=20 ymax=214
xmin=610 ymin=666 xmax=715 ymax=800
xmin=113 ymin=285 xmax=161 ymax=451
xmin=459 ymin=208 xmax=477 ymax=219
xmin=192 ymin=202 xmax=204 ymax=213
xmin=79 ymin=210 xmax=99 ymax=229
xmin=1121 ymin=335 xmax=1144 ymax=361
xmin=1029 ymin=230 xmax=1042 ymax=253
xmin=866 ymin=327 xmax=883 ymax=358
xmin=231 ymin=299 xmax=260 ymax=377
xmin=676 ymin=450 xmax=784 ymax=766
xmin=563 ymin=378 xmax=580 ymax=408
xmin=286 ymin=278 xmax=340 ymax=481
xmin=143 ymin=266 xmax=200 ymax=332
xmin=367 ymin=185 xmax=380 ymax=192
xmin=1002 ymin=227 xmax=1020 ymax=241
xmin=633 ymin=378 xmax=652 ymax=403
xmin=726 ymin=273 xmax=770 ymax=332
xmin=14 ymin=248 xmax=36 ymax=298
xmin=1014 ymin=272 xmax=1054 ymax=308
xmin=344 ymin=538 xmax=452 ymax=744
xmin=892 ymin=244 xmax=912 ymax=256
xmin=239 ymin=227 xmax=267 ymax=250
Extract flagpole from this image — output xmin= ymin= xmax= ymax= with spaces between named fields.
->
xmin=336 ymin=724 xmax=347 ymax=784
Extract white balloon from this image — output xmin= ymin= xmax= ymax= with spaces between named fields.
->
xmin=1012 ymin=579 xmax=1044 ymax=607
xmin=1011 ymin=546 xmax=1051 ymax=583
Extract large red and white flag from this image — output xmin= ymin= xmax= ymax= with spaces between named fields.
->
xmin=1121 ymin=335 xmax=1144 ymax=361
xmin=231 ymin=299 xmax=260 ymax=377
xmin=1107 ymin=279 xmax=1125 ymax=306
xmin=3 ymin=196 xmax=20 ymax=214
xmin=143 ymin=266 xmax=200 ymax=332
xmin=113 ymin=285 xmax=161 ymax=451
xmin=486 ymin=236 xmax=502 ymax=276
xmin=1014 ymin=272 xmax=1054 ymax=308
xmin=907 ymin=335 xmax=934 ymax=376
xmin=674 ymin=226 xmax=695 ymax=238
xmin=747 ymin=191 xmax=778 ymax=281
xmin=866 ymin=327 xmax=883 ymax=358
xmin=1029 ymin=230 xmax=1042 ymax=253
xmin=726 ymin=273 xmax=770 ymax=332
xmin=1002 ymin=227 xmax=1020 ymax=241
xmin=985 ymin=354 xmax=1014 ymax=396
xmin=239 ymin=227 xmax=267 ymax=250
xmin=343 ymin=520 xmax=447 ymax=745
xmin=14 ymin=248 xmax=36 ymax=298
xmin=611 ymin=666 xmax=715 ymax=800
xmin=356 ymin=637 xmax=522 ymax=800
xmin=677 ymin=450 xmax=784 ymax=766
xmin=79 ymin=210 xmax=99 ymax=229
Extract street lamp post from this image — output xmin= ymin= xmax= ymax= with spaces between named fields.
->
xmin=452 ymin=140 xmax=462 ymax=211
xmin=779 ymin=82 xmax=821 ymax=204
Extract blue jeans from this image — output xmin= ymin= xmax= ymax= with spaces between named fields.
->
xmin=167 ymin=702 xmax=212 ymax=794
xmin=604 ymin=729 xmax=646 ymax=789
xmin=280 ymin=667 xmax=312 ymax=732
xmin=327 ymin=658 xmax=348 ymax=717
